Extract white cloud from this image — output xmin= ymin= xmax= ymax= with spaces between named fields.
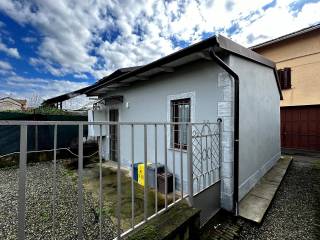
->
xmin=0 ymin=60 xmax=16 ymax=76
xmin=4 ymin=75 xmax=89 ymax=100
xmin=0 ymin=60 xmax=12 ymax=70
xmin=230 ymin=1 xmax=320 ymax=46
xmin=1 ymin=74 xmax=92 ymax=109
xmin=0 ymin=0 xmax=106 ymax=76
xmin=0 ymin=40 xmax=20 ymax=58
xmin=73 ymin=73 xmax=88 ymax=79
xmin=0 ymin=0 xmax=319 ymax=81
xmin=22 ymin=36 xmax=37 ymax=43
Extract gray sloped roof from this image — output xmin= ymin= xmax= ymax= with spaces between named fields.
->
xmin=43 ymin=34 xmax=282 ymax=105
xmin=84 ymin=34 xmax=281 ymax=98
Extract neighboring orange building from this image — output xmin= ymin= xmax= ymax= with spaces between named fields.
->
xmin=252 ymin=24 xmax=320 ymax=151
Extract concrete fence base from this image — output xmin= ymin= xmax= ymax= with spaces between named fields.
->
xmin=125 ymin=200 xmax=200 ymax=240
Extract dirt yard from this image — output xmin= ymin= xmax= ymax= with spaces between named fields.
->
xmin=82 ymin=162 xmax=175 ymax=232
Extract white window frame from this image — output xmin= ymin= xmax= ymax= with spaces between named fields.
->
xmin=166 ymin=92 xmax=195 ymax=150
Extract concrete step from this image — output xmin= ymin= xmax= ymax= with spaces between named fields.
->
xmin=238 ymin=156 xmax=293 ymax=223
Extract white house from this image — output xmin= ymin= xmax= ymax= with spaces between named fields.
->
xmin=46 ymin=35 xmax=282 ymax=220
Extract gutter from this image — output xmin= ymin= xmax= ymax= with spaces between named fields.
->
xmin=208 ymin=47 xmax=239 ymax=216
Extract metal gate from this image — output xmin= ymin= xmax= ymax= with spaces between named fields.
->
xmin=191 ymin=121 xmax=222 ymax=225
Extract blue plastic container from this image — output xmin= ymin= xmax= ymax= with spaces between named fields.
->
xmin=133 ymin=163 xmax=140 ymax=181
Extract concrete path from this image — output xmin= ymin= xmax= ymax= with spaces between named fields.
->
xmin=239 ymin=154 xmax=320 ymax=239
xmin=239 ymin=156 xmax=292 ymax=223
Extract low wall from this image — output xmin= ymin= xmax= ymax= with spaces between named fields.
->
xmin=193 ymin=181 xmax=221 ymax=226
xmin=125 ymin=200 xmax=200 ymax=240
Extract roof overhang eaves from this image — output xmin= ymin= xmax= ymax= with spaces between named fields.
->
xmin=84 ymin=36 xmax=218 ymax=95
xmin=42 ymin=85 xmax=92 ymax=105
xmin=216 ymin=35 xmax=283 ymax=99
xmin=216 ymin=35 xmax=275 ymax=68
xmin=64 ymin=34 xmax=282 ymax=100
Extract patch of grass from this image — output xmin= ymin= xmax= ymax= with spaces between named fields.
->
xmin=39 ymin=210 xmax=50 ymax=221
xmin=80 ymin=164 xmax=174 ymax=232
xmin=0 ymin=156 xmax=18 ymax=169
xmin=63 ymin=166 xmax=79 ymax=183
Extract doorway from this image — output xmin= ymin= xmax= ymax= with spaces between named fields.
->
xmin=109 ymin=109 xmax=119 ymax=161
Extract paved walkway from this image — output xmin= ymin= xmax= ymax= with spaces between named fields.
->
xmin=239 ymin=157 xmax=292 ymax=223
xmin=238 ymin=154 xmax=320 ymax=240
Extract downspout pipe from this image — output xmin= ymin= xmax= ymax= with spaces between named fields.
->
xmin=209 ymin=47 xmax=240 ymax=216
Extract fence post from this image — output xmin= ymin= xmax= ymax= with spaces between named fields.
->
xmin=99 ymin=125 xmax=103 ymax=240
xmin=164 ymin=124 xmax=168 ymax=209
xmin=77 ymin=124 xmax=84 ymax=240
xmin=116 ymin=123 xmax=121 ymax=239
xmin=18 ymin=125 xmax=27 ymax=240
xmin=143 ymin=125 xmax=148 ymax=220
xmin=35 ymin=125 xmax=38 ymax=151
xmin=217 ymin=118 xmax=222 ymax=180
xmin=131 ymin=124 xmax=135 ymax=228
xmin=187 ymin=123 xmax=194 ymax=206
xmin=154 ymin=124 xmax=158 ymax=213
xmin=53 ymin=124 xmax=57 ymax=239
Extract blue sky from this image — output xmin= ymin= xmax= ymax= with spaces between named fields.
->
xmin=0 ymin=0 xmax=319 ymax=107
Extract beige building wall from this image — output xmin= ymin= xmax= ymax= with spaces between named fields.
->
xmin=0 ymin=98 xmax=24 ymax=111
xmin=254 ymin=30 xmax=320 ymax=107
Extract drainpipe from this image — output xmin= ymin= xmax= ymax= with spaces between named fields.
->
xmin=209 ymin=48 xmax=240 ymax=216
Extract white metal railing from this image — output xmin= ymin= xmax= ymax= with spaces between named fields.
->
xmin=0 ymin=120 xmax=221 ymax=240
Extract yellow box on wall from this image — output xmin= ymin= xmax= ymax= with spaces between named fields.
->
xmin=137 ymin=163 xmax=152 ymax=186
xmin=138 ymin=163 xmax=145 ymax=186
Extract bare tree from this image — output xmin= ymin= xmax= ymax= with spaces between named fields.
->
xmin=62 ymin=95 xmax=95 ymax=110
xmin=28 ymin=93 xmax=43 ymax=108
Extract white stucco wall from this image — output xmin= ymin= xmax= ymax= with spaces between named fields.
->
xmin=92 ymin=59 xmax=225 ymax=192
xmin=90 ymin=53 xmax=281 ymax=212
xmin=230 ymin=55 xmax=281 ymax=201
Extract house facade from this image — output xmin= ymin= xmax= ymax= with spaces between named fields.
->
xmin=0 ymin=97 xmax=26 ymax=111
xmin=252 ymin=24 xmax=320 ymax=151
xmin=45 ymin=35 xmax=282 ymax=218
xmin=86 ymin=35 xmax=281 ymax=214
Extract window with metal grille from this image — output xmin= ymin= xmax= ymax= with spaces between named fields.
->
xmin=170 ymin=98 xmax=191 ymax=149
xmin=277 ymin=68 xmax=291 ymax=90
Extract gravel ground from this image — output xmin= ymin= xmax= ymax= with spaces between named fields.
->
xmin=0 ymin=162 xmax=116 ymax=240
xmin=238 ymin=155 xmax=320 ymax=240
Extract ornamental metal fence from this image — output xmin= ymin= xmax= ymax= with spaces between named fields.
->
xmin=0 ymin=120 xmax=221 ymax=240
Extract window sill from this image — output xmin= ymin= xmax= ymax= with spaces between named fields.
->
xmin=168 ymin=147 xmax=188 ymax=153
